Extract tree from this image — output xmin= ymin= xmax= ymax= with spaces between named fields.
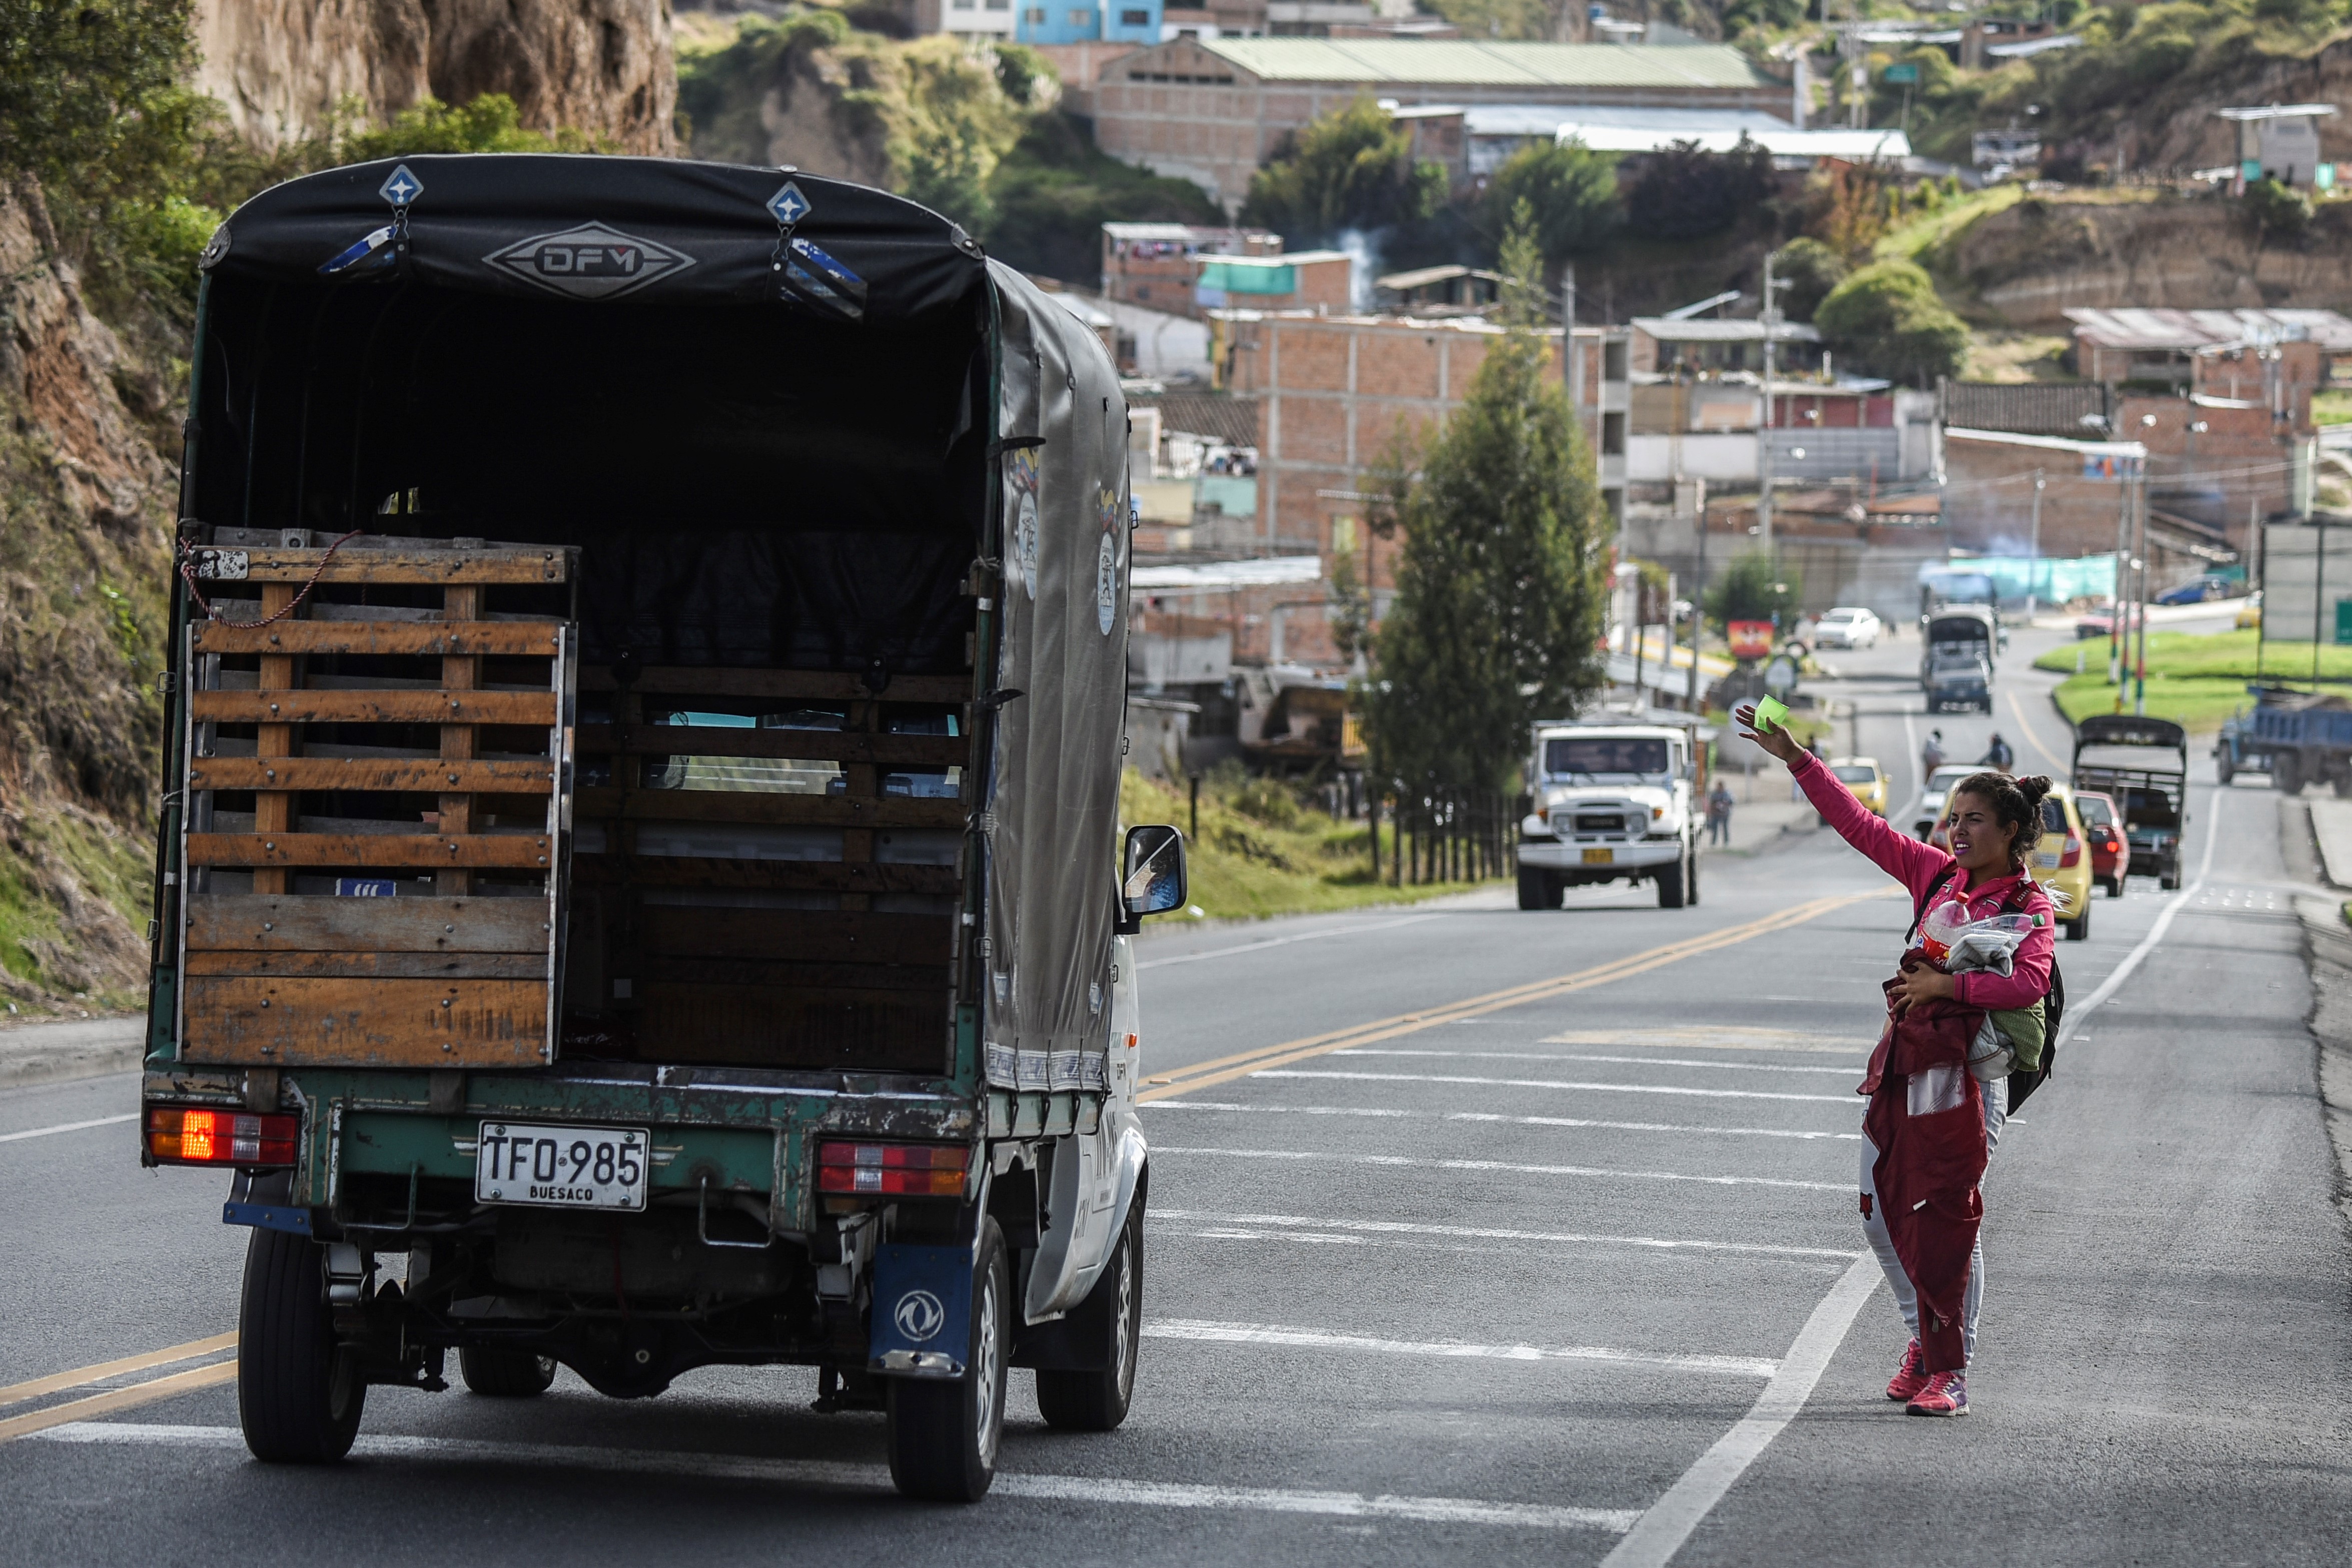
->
xmin=1813 ymin=259 xmax=1970 ymax=386
xmin=1241 ymin=97 xmax=1449 ymax=242
xmin=985 ymin=112 xmax=1222 ymax=282
xmin=1364 ymin=207 xmax=1609 ymax=804
xmin=1623 ymin=138 xmax=1775 ymax=243
xmin=1482 ymin=140 xmax=1621 ymax=272
xmin=1700 ymin=552 xmax=1801 ymax=641
xmin=1770 ymin=237 xmax=1848 ymax=323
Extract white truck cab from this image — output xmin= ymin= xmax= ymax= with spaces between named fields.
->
xmin=1516 ymin=722 xmax=1701 ymax=910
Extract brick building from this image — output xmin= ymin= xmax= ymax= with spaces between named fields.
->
xmin=1941 ymin=428 xmax=2150 ymax=563
xmin=1092 ymin=37 xmax=1797 ymax=210
xmin=1100 ymin=222 xmax=1282 ymax=313
xmin=2063 ymin=307 xmax=2352 ymax=392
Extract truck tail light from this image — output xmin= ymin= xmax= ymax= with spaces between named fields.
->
xmin=148 ymin=1107 xmax=298 ymax=1167
xmin=2060 ymin=835 xmax=2082 ymax=867
xmin=817 ymin=1139 xmax=969 ymax=1198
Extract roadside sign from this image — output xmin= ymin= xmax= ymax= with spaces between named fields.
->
xmin=2335 ymin=598 xmax=2352 ymax=645
xmin=1884 ymin=63 xmax=1919 ymax=83
xmin=1729 ymin=620 xmax=1775 ymax=660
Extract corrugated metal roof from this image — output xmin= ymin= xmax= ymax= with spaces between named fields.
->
xmin=1198 ymin=39 xmax=1778 ymax=90
xmin=2063 ymin=307 xmax=2352 ymax=351
xmin=1465 ymin=103 xmax=1792 ymax=136
xmin=1631 ymin=318 xmax=1822 ymax=343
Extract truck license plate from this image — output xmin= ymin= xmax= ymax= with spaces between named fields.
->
xmin=1582 ymin=848 xmax=1613 ymax=864
xmin=475 ymin=1121 xmax=649 ymax=1212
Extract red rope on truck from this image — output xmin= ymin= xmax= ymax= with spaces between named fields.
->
xmin=179 ymin=529 xmax=365 ymax=628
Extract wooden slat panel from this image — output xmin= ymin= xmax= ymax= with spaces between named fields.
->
xmin=190 ymin=690 xmax=556 ymax=725
xmin=572 ymin=855 xmax=958 ymax=895
xmin=574 ymin=725 xmax=965 ymax=767
xmin=192 ymin=621 xmax=565 ymax=657
xmin=181 ymin=976 xmax=547 ymax=1067
xmin=187 ymin=951 xmax=548 ymax=979
xmin=575 ymin=789 xmax=965 ymax=830
xmin=187 ymin=833 xmax=553 ymax=869
xmin=186 ymin=895 xmax=551 ymax=953
xmin=198 ymin=548 xmax=571 ymax=585
xmin=578 ymin=667 xmax=970 ymax=703
xmin=187 ymin=758 xmax=555 ymax=793
xmin=639 ymin=907 xmax=953 ymax=966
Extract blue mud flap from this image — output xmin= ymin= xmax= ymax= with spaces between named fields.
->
xmin=870 ymin=1243 xmax=972 ymax=1379
xmin=224 ymin=1169 xmax=312 ymax=1235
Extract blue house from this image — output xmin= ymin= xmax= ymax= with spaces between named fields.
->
xmin=1017 ymin=0 xmax=1163 ymax=46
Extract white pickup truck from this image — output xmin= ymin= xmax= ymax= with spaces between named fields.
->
xmin=1516 ymin=723 xmax=1701 ymax=910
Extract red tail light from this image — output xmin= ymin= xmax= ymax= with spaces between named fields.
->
xmin=2060 ymin=835 xmax=2082 ymax=868
xmin=817 ymin=1139 xmax=970 ymax=1198
xmin=148 ymin=1107 xmax=298 ymax=1167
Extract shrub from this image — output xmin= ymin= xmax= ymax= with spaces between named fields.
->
xmin=1813 ymin=259 xmax=1970 ymax=386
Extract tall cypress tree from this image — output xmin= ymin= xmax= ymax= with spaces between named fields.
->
xmin=1365 ymin=204 xmax=1609 ymax=809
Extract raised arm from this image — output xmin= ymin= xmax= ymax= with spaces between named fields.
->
xmin=1734 ymin=704 xmax=1954 ymax=903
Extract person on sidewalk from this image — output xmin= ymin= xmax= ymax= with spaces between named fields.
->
xmin=1736 ymin=700 xmax=2055 ymax=1420
xmin=1706 ymin=779 xmax=1736 ymax=846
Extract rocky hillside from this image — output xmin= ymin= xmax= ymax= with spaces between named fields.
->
xmin=193 ymin=0 xmax=677 ymax=155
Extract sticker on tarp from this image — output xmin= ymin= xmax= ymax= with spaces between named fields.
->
xmin=985 ymin=1042 xmax=1019 ymax=1087
xmin=781 ymin=238 xmax=868 ymax=321
xmin=1016 ymin=1050 xmax=1050 ymax=1091
xmin=483 ymin=222 xmax=695 ymax=302
xmin=1089 ymin=981 xmax=1102 ymax=1014
xmin=1096 ymin=535 xmax=1118 ymax=635
xmin=767 ymin=182 xmax=813 ymax=227
xmin=379 ymin=164 xmax=423 ymax=207
xmin=335 ymin=878 xmax=397 ymax=897
xmin=187 ymin=548 xmax=248 ymax=581
xmin=319 ymin=224 xmax=397 ymax=276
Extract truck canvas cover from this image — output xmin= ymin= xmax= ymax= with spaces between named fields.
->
xmin=171 ymin=155 xmax=1129 ymax=1084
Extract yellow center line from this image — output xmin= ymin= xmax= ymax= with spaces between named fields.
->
xmin=2008 ymin=689 xmax=2070 ymax=771
xmin=1138 ymin=889 xmax=1900 ymax=1104
xmin=0 ymin=1332 xmax=239 ymax=1409
xmin=0 ymin=1360 xmax=238 ymax=1445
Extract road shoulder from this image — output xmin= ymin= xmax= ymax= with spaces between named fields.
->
xmin=0 ymin=1016 xmax=144 ymax=1091
xmin=2281 ymin=796 xmax=2352 ymax=1226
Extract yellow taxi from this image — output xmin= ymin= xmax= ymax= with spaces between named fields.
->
xmin=2025 ymin=781 xmax=2095 ymax=943
xmin=1826 ymin=756 xmax=1889 ymax=818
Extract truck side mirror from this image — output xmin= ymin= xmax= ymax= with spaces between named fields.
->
xmin=1118 ymin=824 xmax=1188 ymax=933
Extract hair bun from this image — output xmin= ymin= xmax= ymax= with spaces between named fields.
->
xmin=2014 ymin=774 xmax=2052 ymax=806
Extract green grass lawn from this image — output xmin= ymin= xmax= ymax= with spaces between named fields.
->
xmin=2033 ymin=628 xmax=2352 ymax=732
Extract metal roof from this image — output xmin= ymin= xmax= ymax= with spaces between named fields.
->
xmin=1631 ymin=317 xmax=1822 ymax=344
xmin=2214 ymin=103 xmax=2339 ymax=121
xmin=1557 ymin=122 xmax=1907 ymax=158
xmin=2063 ymin=307 xmax=2352 ymax=351
xmin=1195 ymin=38 xmax=1778 ymax=89
xmin=1464 ymin=103 xmax=1792 ymax=137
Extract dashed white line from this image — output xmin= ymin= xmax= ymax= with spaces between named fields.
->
xmin=1152 ymin=1146 xmax=1849 ymax=1192
xmin=1143 ymin=1101 xmax=1863 ymax=1142
xmin=1334 ymin=1049 xmax=1862 ymax=1077
xmin=1254 ymin=1069 xmax=1858 ymax=1105
xmin=1145 ymin=1319 xmax=1778 ymax=1379
xmin=1150 ymin=1209 xmax=1868 ymax=1261
xmin=35 ymin=1422 xmax=1639 ymax=1533
xmin=0 ymin=1112 xmax=137 ymax=1145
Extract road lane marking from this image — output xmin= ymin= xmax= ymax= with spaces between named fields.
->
xmin=2059 ymin=787 xmax=2224 ymax=1046
xmin=1137 ymin=890 xmax=1899 ymax=1103
xmin=1335 ymin=1049 xmax=1862 ymax=1076
xmin=0 ymin=1332 xmax=238 ymax=1409
xmin=1257 ymin=1070 xmax=1858 ymax=1105
xmin=1152 ymin=1146 xmax=1849 ymax=1193
xmin=0 ymin=1361 xmax=237 ymax=1444
xmin=1144 ymin=1102 xmax=1864 ymax=1142
xmin=1144 ymin=1319 xmax=1778 ymax=1379
xmin=1136 ymin=912 xmax=1445 ymax=971
xmin=2008 ymin=688 xmax=2071 ymax=771
xmin=1599 ymin=1254 xmax=1882 ymax=1568
xmin=33 ymin=1422 xmax=1640 ymax=1532
xmin=1542 ymin=1028 xmax=1877 ymax=1055
xmin=0 ymin=1112 xmax=138 ymax=1145
xmin=1150 ymin=1209 xmax=1867 ymax=1261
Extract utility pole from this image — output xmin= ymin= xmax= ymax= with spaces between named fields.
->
xmin=2027 ymin=468 xmax=2044 ymax=620
xmin=1758 ymin=249 xmax=1778 ymax=557
xmin=2110 ymin=459 xmax=2129 ymax=692
xmin=2133 ymin=469 xmax=2150 ymax=715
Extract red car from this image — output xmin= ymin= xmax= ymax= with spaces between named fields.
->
xmin=2074 ymin=790 xmax=2130 ymax=895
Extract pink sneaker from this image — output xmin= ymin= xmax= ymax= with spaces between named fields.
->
xmin=1885 ymin=1338 xmax=1928 ymax=1402
xmin=1906 ymin=1370 xmax=1969 ymax=1417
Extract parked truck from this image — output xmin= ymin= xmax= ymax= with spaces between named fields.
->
xmin=2215 ymin=686 xmax=2352 ymax=795
xmin=1515 ymin=720 xmax=1704 ymax=909
xmin=2071 ymin=715 xmax=2189 ymax=890
xmin=139 ymin=156 xmax=1189 ymax=1501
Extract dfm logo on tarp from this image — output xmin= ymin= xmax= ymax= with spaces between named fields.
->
xmin=483 ymin=222 xmax=694 ymax=301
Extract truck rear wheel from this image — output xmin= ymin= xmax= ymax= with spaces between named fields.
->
xmin=237 ymin=1227 xmax=365 ymax=1463
xmin=459 ymin=1347 xmax=557 ymax=1397
xmin=2276 ymin=752 xmax=2303 ymax=794
xmin=888 ymin=1218 xmax=1010 ymax=1502
xmin=1657 ymin=844 xmax=1689 ymax=909
xmin=1035 ymin=1203 xmax=1142 ymax=1432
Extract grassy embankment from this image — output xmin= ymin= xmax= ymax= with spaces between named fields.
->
xmin=2034 ymin=628 xmax=2352 ymax=732
xmin=1120 ymin=768 xmax=1494 ymax=920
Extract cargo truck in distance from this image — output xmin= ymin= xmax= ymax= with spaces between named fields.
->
xmin=1922 ymin=607 xmax=1999 ymax=713
xmin=1516 ymin=722 xmax=1703 ymax=909
xmin=2071 ymin=715 xmax=2188 ymax=890
xmin=140 ymin=156 xmax=1189 ymax=1501
xmin=2215 ymin=686 xmax=2352 ymax=795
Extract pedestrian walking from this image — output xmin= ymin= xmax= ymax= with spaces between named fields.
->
xmin=1706 ymin=779 xmax=1735 ymax=847
xmin=1979 ymin=732 xmax=2014 ymax=772
xmin=1736 ymin=700 xmax=2057 ymax=1419
xmin=1920 ymin=729 xmax=1945 ymax=779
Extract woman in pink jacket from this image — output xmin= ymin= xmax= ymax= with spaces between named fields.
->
xmin=1737 ymin=702 xmax=2055 ymax=1419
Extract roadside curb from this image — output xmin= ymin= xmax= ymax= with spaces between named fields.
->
xmin=2279 ymin=798 xmax=2352 ymax=1231
xmin=0 ymin=1019 xmax=145 ymax=1091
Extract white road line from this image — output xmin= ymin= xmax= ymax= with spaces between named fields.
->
xmin=35 ymin=1422 xmax=1636 ymax=1533
xmin=2058 ymin=787 xmax=2224 ymax=1046
xmin=1152 ymin=1146 xmax=1849 ymax=1192
xmin=1145 ymin=1319 xmax=1778 ymax=1379
xmin=1599 ymin=1255 xmax=1882 ymax=1568
xmin=0 ymin=1112 xmax=137 ymax=1145
xmin=1144 ymin=1101 xmax=1863 ymax=1142
xmin=1150 ymin=1209 xmax=1868 ymax=1261
xmin=1255 ymin=1069 xmax=1857 ymax=1105
xmin=1136 ymin=912 xmax=1443 ymax=971
xmin=1334 ymin=1049 xmax=1860 ymax=1077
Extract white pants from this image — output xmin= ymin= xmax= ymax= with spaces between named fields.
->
xmin=1859 ymin=1074 xmax=2008 ymax=1365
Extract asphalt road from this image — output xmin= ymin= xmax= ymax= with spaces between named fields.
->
xmin=4 ymin=621 xmax=2346 ymax=1565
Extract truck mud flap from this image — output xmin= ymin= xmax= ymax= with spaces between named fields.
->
xmin=870 ymin=1242 xmax=973 ymax=1379
xmin=223 ymin=1168 xmax=312 ymax=1235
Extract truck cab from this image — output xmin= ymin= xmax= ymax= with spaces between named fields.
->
xmin=1922 ymin=608 xmax=1998 ymax=713
xmin=1515 ymin=723 xmax=1700 ymax=909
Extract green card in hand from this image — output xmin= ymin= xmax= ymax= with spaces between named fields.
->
xmin=1753 ymin=695 xmax=1791 ymax=733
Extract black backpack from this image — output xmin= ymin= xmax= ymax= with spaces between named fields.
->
xmin=1906 ymin=867 xmax=2063 ymax=1111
